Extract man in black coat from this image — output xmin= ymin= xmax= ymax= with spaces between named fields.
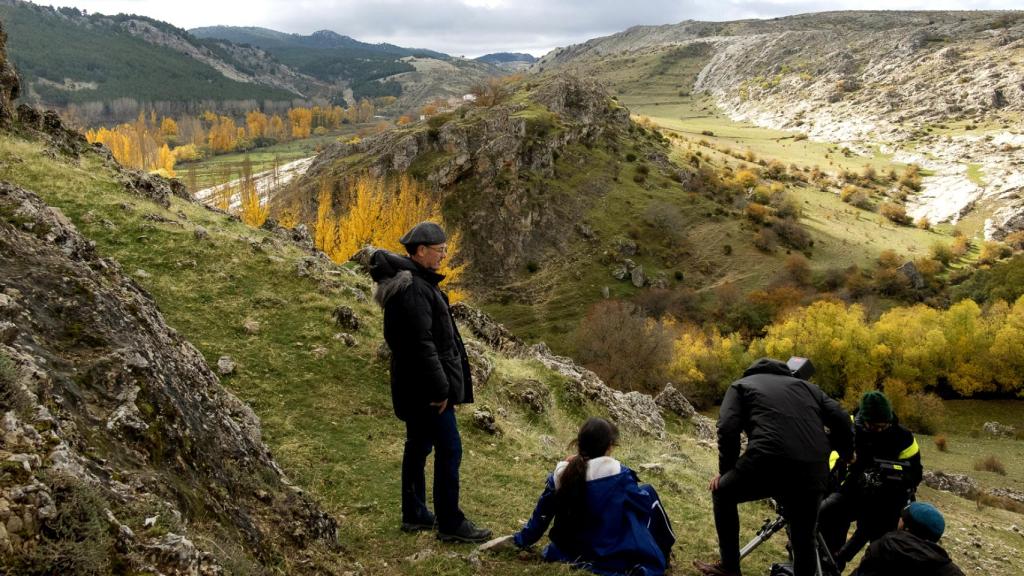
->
xmin=694 ymin=358 xmax=853 ymax=576
xmin=369 ymin=221 xmax=491 ymax=543
xmin=853 ymin=502 xmax=964 ymax=576
xmin=819 ymin=391 xmax=922 ymax=570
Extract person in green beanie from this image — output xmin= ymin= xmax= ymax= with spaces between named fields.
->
xmin=818 ymin=390 xmax=923 ymax=571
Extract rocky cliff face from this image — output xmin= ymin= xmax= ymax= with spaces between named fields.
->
xmin=0 ymin=24 xmax=338 ymax=573
xmin=539 ymin=11 xmax=1024 ymax=238
xmin=0 ymin=182 xmax=338 ymax=574
xmin=296 ymin=74 xmax=632 ymax=280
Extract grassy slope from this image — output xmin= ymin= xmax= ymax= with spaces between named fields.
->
xmin=3 ymin=131 xmax=1023 ymax=574
xmin=180 ymin=130 xmax=354 ymax=191
xmin=582 ymin=46 xmax=952 ymax=274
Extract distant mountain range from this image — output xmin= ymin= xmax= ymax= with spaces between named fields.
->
xmin=0 ymin=0 xmax=502 ymax=119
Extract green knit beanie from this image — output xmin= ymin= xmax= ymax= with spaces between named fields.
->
xmin=859 ymin=391 xmax=893 ymax=423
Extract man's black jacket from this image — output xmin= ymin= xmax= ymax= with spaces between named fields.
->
xmin=844 ymin=410 xmax=922 ymax=497
xmin=853 ymin=529 xmax=964 ymax=576
xmin=370 ymin=249 xmax=473 ymax=421
xmin=717 ymin=358 xmax=852 ymax=485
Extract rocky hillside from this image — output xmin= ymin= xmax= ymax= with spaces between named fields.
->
xmin=0 ymin=24 xmax=345 ymax=574
xmin=0 ymin=17 xmax=1021 ymax=576
xmin=537 ymin=11 xmax=1024 ymax=239
xmin=292 ymin=74 xmax=639 ymax=281
xmin=191 ymin=26 xmax=502 ymax=113
xmin=475 ymin=52 xmax=537 ymax=71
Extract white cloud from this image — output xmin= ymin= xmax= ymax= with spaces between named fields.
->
xmin=51 ymin=0 xmax=1024 ymax=57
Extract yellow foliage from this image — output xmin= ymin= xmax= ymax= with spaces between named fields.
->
xmin=319 ymin=174 xmax=466 ymax=301
xmin=314 ymin=180 xmax=339 ymax=258
xmin=160 ymin=117 xmax=179 ymax=137
xmin=158 ymin=143 xmax=175 ymax=177
xmin=288 ymin=108 xmax=313 ymax=139
xmin=240 ymin=181 xmax=268 ymax=227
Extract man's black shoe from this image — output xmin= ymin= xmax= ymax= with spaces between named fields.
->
xmin=401 ymin=512 xmax=437 ymax=533
xmin=437 ymin=519 xmax=492 ymax=543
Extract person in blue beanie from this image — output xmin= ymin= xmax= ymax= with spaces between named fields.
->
xmin=481 ymin=417 xmax=675 ymax=576
xmin=852 ymin=502 xmax=964 ymax=576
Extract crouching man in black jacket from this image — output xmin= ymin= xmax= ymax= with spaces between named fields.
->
xmin=853 ymin=502 xmax=964 ymax=576
xmin=369 ymin=222 xmax=491 ymax=543
xmin=694 ymin=358 xmax=853 ymax=576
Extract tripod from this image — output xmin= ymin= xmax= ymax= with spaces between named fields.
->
xmin=739 ymin=505 xmax=842 ymax=576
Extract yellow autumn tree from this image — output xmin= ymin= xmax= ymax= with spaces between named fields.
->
xmin=321 ymin=174 xmax=466 ymax=301
xmin=158 ymin=143 xmax=176 ymax=177
xmin=314 ymin=178 xmax=339 ymax=258
xmin=160 ymin=117 xmax=179 ymax=138
xmin=246 ymin=110 xmax=269 ymax=140
xmin=288 ymin=107 xmax=313 ymax=139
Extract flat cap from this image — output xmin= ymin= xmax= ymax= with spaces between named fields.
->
xmin=399 ymin=221 xmax=446 ymax=246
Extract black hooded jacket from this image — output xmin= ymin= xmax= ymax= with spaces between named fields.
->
xmin=369 ymin=249 xmax=473 ymax=421
xmin=717 ymin=358 xmax=853 ymax=487
xmin=854 ymin=529 xmax=965 ymax=576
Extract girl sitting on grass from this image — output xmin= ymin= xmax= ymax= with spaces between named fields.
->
xmin=482 ymin=417 xmax=675 ymax=576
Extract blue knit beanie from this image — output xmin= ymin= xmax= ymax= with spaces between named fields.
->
xmin=859 ymin=390 xmax=893 ymax=423
xmin=902 ymin=502 xmax=945 ymax=542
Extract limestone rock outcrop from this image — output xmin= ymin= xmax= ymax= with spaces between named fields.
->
xmin=0 ymin=183 xmax=338 ymax=574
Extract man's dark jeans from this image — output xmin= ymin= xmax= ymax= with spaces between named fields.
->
xmin=402 ymin=405 xmax=465 ymax=532
xmin=713 ymin=465 xmax=823 ymax=576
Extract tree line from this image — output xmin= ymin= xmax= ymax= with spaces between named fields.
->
xmin=578 ymin=296 xmax=1024 ymax=432
xmin=84 ymin=100 xmax=379 ymax=176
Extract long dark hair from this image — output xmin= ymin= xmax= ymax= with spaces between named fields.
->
xmin=556 ymin=417 xmax=619 ymax=524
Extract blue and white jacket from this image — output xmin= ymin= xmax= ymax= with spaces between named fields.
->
xmin=513 ymin=457 xmax=673 ymax=576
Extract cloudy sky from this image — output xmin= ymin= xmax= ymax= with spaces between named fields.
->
xmin=53 ymin=0 xmax=1019 ymax=57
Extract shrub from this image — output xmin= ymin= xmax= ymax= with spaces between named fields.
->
xmin=880 ymin=202 xmax=912 ymax=225
xmin=636 ymin=164 xmax=650 ymax=176
xmin=753 ymin=228 xmax=778 ymax=252
xmin=883 ymin=379 xmax=946 ymax=434
xmin=862 ymin=164 xmax=877 ymax=182
xmin=931 ymin=242 xmax=954 ymax=266
xmin=877 ymin=249 xmax=902 ymax=269
xmin=978 ymin=241 xmax=1012 ymax=265
xmin=916 ymin=216 xmax=931 ymax=230
xmin=934 ymin=434 xmax=948 ymax=452
xmin=951 ymin=235 xmax=971 ymax=257
xmin=899 ymin=165 xmax=923 ymax=191
xmin=633 ymin=173 xmax=646 ymax=184
xmin=773 ymin=218 xmax=813 ymax=250
xmin=784 ymin=253 xmax=812 ymax=286
xmin=701 ymin=130 xmax=715 ymax=136
xmin=625 ymin=152 xmax=637 ymax=162
xmin=1005 ymin=231 xmax=1024 ymax=251
xmin=793 ymin=133 xmax=808 ymax=141
xmin=5 ymin=473 xmax=116 ymax=575
xmin=840 ymin=185 xmax=872 ymax=209
xmin=733 ymin=169 xmax=759 ymax=189
xmin=974 ymin=455 xmax=1007 ymax=475
xmin=745 ymin=202 xmax=772 ymax=224
xmin=575 ymin=300 xmax=673 ymax=393
xmin=643 ymin=201 xmax=686 ymax=248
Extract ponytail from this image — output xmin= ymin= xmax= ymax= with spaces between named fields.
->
xmin=556 ymin=417 xmax=619 ymax=524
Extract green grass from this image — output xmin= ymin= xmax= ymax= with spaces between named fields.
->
xmin=966 ymin=163 xmax=987 ymax=187
xmin=181 ymin=131 xmax=354 ymax=190
xmin=0 ymin=131 xmax=801 ymax=575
